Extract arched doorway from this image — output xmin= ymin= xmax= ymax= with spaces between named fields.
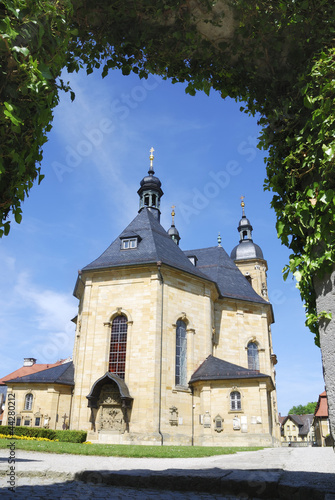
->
xmin=87 ymin=372 xmax=133 ymax=434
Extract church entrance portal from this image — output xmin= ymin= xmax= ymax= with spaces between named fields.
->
xmin=98 ymin=383 xmax=126 ymax=432
xmin=86 ymin=372 xmax=133 ymax=436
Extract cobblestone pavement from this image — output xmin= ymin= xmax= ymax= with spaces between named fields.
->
xmin=1 ymin=477 xmax=244 ymax=500
xmin=1 ymin=447 xmax=335 ymax=499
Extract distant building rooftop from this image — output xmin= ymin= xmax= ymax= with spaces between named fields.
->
xmin=0 ymin=359 xmax=70 ymax=386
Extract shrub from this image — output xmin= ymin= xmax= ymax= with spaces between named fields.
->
xmin=0 ymin=426 xmax=86 ymax=443
xmin=0 ymin=426 xmax=57 ymax=440
xmin=54 ymin=430 xmax=87 ymax=443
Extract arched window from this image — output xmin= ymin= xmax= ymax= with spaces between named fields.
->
xmin=109 ymin=315 xmax=128 ymax=379
xmin=245 ymin=274 xmax=252 ymax=285
xmin=247 ymin=342 xmax=259 ymax=370
xmin=230 ymin=391 xmax=241 ymax=411
xmin=24 ymin=393 xmax=33 ymax=410
xmin=175 ymin=319 xmax=187 ymax=386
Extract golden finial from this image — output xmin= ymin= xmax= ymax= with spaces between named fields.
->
xmin=171 ymin=205 xmax=176 ymax=226
xmin=217 ymin=232 xmax=222 ymax=247
xmin=240 ymin=195 xmax=246 ymax=216
xmin=149 ymin=147 xmax=154 ymax=171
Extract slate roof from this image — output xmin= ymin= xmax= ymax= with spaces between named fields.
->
xmin=281 ymin=414 xmax=314 ymax=436
xmin=189 ymin=355 xmax=271 ymax=384
xmin=6 ymin=361 xmax=74 ymax=387
xmin=81 ymin=208 xmax=270 ymax=307
xmin=82 ymin=208 xmax=211 ymax=282
xmin=299 ymin=414 xmax=314 ymax=435
xmin=184 ymin=246 xmax=268 ymax=304
xmin=0 ymin=360 xmax=66 ymax=386
xmin=231 ymin=240 xmax=264 ymax=261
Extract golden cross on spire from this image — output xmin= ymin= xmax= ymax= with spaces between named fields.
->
xmin=171 ymin=205 xmax=175 ymax=225
xmin=240 ymin=195 xmax=246 ymax=216
xmin=149 ymin=147 xmax=155 ymax=170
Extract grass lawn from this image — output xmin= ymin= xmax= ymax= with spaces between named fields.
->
xmin=0 ymin=438 xmax=263 ymax=458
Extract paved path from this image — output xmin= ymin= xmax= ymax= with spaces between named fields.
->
xmin=1 ymin=477 xmax=237 ymax=500
xmin=0 ymin=446 xmax=335 ymax=499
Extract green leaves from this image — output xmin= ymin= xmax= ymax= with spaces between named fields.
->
xmin=288 ymin=401 xmax=317 ymax=415
xmin=12 ymin=45 xmax=29 ymax=57
xmin=262 ymin=46 xmax=335 ymax=343
xmin=38 ymin=62 xmax=53 ymax=80
xmin=322 ymin=143 xmax=335 ymax=159
xmin=0 ymin=0 xmax=73 ymax=235
xmin=3 ymin=102 xmax=23 ymax=127
xmin=14 ymin=208 xmax=22 ymax=224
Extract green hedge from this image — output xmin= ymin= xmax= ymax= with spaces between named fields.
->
xmin=0 ymin=426 xmax=87 ymax=443
xmin=0 ymin=425 xmax=56 ymax=440
xmin=54 ymin=430 xmax=87 ymax=443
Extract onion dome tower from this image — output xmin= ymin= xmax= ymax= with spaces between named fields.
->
xmin=230 ymin=197 xmax=269 ymax=300
xmin=231 ymin=198 xmax=264 ymax=261
xmin=168 ymin=206 xmax=181 ymax=245
xmin=138 ymin=147 xmax=164 ymax=221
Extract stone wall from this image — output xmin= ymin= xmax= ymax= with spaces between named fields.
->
xmin=2 ymin=383 xmax=72 ymax=430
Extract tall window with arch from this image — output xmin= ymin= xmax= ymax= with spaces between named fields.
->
xmin=109 ymin=315 xmax=128 ymax=379
xmin=24 ymin=393 xmax=33 ymax=411
xmin=230 ymin=391 xmax=241 ymax=411
xmin=175 ymin=319 xmax=187 ymax=386
xmin=247 ymin=341 xmax=259 ymax=371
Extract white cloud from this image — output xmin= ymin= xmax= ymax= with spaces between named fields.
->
xmin=0 ymin=252 xmax=77 ymax=375
xmin=14 ymin=272 xmax=76 ymax=331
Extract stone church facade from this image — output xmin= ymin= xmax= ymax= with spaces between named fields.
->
xmin=2 ymin=151 xmax=281 ymax=446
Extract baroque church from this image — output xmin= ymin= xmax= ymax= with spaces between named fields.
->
xmin=1 ymin=150 xmax=281 ymax=446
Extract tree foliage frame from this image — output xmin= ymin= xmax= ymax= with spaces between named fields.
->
xmin=1 ymin=0 xmax=335 ymax=346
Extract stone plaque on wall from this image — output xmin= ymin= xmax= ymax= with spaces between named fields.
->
xmin=98 ymin=384 xmax=126 ymax=433
xmin=233 ymin=416 xmax=240 ymax=430
xmin=100 ymin=406 xmax=124 ymax=431
xmin=203 ymin=411 xmax=211 ymax=428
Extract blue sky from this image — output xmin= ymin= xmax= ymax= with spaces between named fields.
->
xmin=0 ymin=68 xmax=324 ymax=414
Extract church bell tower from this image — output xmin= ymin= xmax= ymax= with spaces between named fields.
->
xmin=230 ymin=198 xmax=269 ymax=300
xmin=137 ymin=147 xmax=164 ymax=221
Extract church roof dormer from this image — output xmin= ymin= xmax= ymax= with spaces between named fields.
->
xmin=230 ymin=198 xmax=264 ymax=261
xmin=80 ymin=208 xmax=209 ymax=283
xmin=137 ymin=147 xmax=163 ymax=221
